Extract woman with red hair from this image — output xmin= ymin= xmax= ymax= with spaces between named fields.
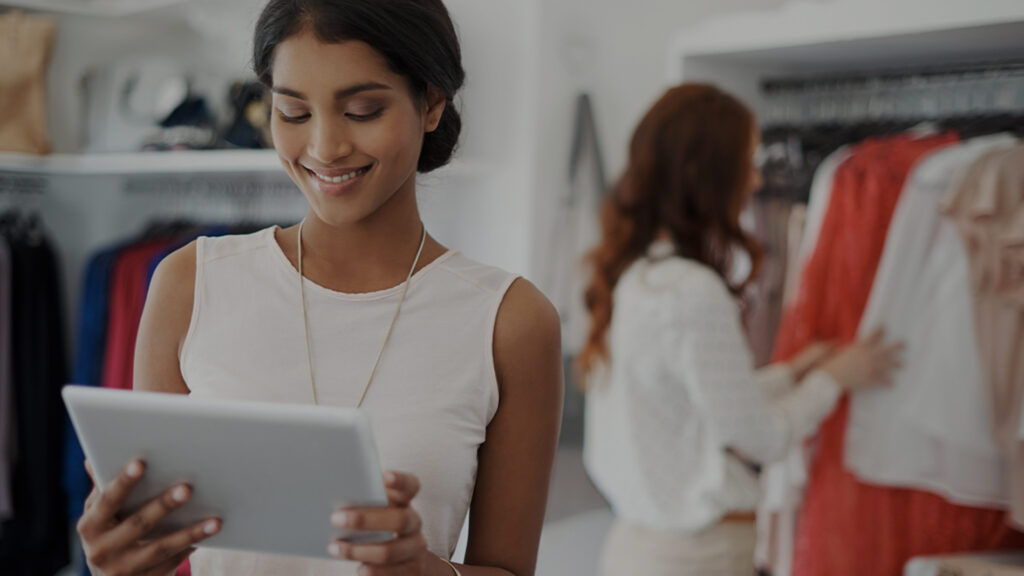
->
xmin=580 ymin=83 xmax=901 ymax=576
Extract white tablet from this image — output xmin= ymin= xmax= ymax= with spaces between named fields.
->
xmin=63 ymin=385 xmax=392 ymax=560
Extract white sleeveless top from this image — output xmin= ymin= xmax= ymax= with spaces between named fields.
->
xmin=180 ymin=227 xmax=518 ymax=575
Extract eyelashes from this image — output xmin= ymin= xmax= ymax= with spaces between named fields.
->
xmin=278 ymin=111 xmax=311 ymax=124
xmin=347 ymin=110 xmax=383 ymax=121
xmin=275 ymin=109 xmax=384 ymax=124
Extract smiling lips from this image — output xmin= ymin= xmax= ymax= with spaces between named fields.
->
xmin=304 ymin=164 xmax=372 ymax=195
xmin=308 ymin=165 xmax=371 ymax=183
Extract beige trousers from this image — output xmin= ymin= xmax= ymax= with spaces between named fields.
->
xmin=599 ymin=519 xmax=757 ymax=576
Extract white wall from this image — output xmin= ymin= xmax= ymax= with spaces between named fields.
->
xmin=527 ymin=0 xmax=794 ymax=288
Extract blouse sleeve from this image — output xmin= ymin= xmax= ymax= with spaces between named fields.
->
xmin=669 ymin=270 xmax=841 ymax=464
xmin=755 ymin=364 xmax=796 ymax=399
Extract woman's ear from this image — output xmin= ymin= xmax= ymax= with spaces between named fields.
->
xmin=423 ymin=85 xmax=447 ymax=133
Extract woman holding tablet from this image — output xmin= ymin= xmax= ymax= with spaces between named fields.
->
xmin=75 ymin=1 xmax=563 ymax=575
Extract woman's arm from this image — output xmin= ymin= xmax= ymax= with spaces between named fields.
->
xmin=133 ymin=241 xmax=196 ymax=395
xmin=673 ymin=272 xmax=841 ymax=465
xmin=461 ymin=278 xmax=564 ymax=576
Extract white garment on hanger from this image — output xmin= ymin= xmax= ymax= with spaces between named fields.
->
xmin=786 ymin=146 xmax=851 ymax=306
xmin=848 ymin=134 xmax=1018 ymax=507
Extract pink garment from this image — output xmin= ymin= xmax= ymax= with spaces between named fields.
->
xmin=101 ymin=240 xmax=172 ymax=391
xmin=745 ymin=198 xmax=794 ymax=367
xmin=942 ymin=144 xmax=1024 ymax=529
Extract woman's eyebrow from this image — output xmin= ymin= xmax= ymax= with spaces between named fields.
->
xmin=271 ymin=82 xmax=393 ymax=101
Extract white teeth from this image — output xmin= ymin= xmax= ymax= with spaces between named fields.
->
xmin=311 ymin=167 xmax=366 ymax=184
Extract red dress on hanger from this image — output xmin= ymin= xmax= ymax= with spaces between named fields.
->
xmin=775 ymin=133 xmax=1024 ymax=576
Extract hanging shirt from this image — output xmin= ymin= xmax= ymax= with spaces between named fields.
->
xmin=757 ymin=147 xmax=850 ymax=576
xmin=787 ymin=146 xmax=851 ymax=305
xmin=0 ymin=229 xmax=70 ymax=575
xmin=102 ymin=239 xmax=175 ymax=391
xmin=848 ymin=134 xmax=1018 ymax=507
xmin=182 ymin=227 xmax=517 ymax=576
xmin=64 ymin=246 xmax=122 ymax=525
xmin=942 ymin=144 xmax=1024 ymax=529
xmin=745 ymin=198 xmax=794 ymax=366
xmin=0 ymin=236 xmax=11 ymax=523
xmin=773 ymin=133 xmax=1024 ymax=576
xmin=584 ymin=240 xmax=841 ymax=533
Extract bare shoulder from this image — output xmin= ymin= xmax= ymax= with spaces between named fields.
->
xmin=148 ymin=241 xmax=198 ymax=328
xmin=493 ymin=278 xmax=562 ymax=373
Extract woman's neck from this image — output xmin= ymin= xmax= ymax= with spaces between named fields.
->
xmin=289 ymin=187 xmax=446 ymax=294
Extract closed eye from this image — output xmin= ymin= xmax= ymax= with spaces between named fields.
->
xmin=347 ymin=109 xmax=383 ymax=122
xmin=277 ymin=111 xmax=311 ymax=124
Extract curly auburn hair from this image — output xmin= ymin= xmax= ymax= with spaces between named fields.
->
xmin=578 ymin=83 xmax=763 ymax=378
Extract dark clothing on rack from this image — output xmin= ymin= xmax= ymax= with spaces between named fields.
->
xmin=0 ymin=222 xmax=70 ymax=576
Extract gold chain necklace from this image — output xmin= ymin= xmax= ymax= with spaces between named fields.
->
xmin=296 ymin=220 xmax=427 ymax=406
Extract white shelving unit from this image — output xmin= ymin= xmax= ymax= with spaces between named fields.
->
xmin=0 ymin=149 xmax=495 ymax=179
xmin=0 ymin=0 xmax=190 ymax=17
xmin=668 ymin=0 xmax=1024 ymax=116
xmin=0 ymin=149 xmax=283 ymax=175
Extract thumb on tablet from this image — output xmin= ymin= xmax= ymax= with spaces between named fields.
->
xmin=383 ymin=471 xmax=420 ymax=507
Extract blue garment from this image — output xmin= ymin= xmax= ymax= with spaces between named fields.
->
xmin=63 ymin=246 xmax=123 ymax=576
xmin=64 ymin=248 xmax=121 ymax=518
xmin=144 ymin=226 xmax=231 ymax=288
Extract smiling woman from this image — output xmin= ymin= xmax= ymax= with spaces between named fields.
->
xmin=72 ymin=2 xmax=564 ymax=576
xmin=266 ymin=36 xmax=438 ymax=228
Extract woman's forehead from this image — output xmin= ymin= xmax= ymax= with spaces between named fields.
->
xmin=271 ymin=31 xmax=398 ymax=90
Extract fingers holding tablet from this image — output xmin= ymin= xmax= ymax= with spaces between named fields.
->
xmin=121 ymin=515 xmax=221 ymax=572
xmin=78 ymin=459 xmax=222 ymax=576
xmin=84 ymin=458 xmax=146 ymax=531
xmin=328 ymin=471 xmax=432 ymax=570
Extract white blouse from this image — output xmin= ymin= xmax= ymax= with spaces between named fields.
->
xmin=584 ymin=244 xmax=840 ymax=532
xmin=848 ymin=134 xmax=1017 ymax=507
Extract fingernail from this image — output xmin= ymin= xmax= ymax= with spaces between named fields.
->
xmin=385 ymin=472 xmax=397 ymax=484
xmin=173 ymin=485 xmax=189 ymax=503
xmin=127 ymin=461 xmax=143 ymax=478
xmin=204 ymin=520 xmax=220 ymax=535
xmin=331 ymin=512 xmax=348 ymax=526
xmin=328 ymin=542 xmax=341 ymax=557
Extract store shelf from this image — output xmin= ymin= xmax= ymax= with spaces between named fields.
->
xmin=0 ymin=149 xmax=493 ymax=179
xmin=669 ymin=0 xmax=1024 ymax=73
xmin=0 ymin=149 xmax=285 ymax=176
xmin=0 ymin=0 xmax=189 ymax=17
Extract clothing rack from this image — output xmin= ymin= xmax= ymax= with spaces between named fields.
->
xmin=122 ymin=174 xmax=306 ymax=225
xmin=760 ymin=60 xmax=1024 ymax=125
xmin=122 ymin=174 xmax=300 ymax=198
xmin=0 ymin=174 xmax=47 ymax=196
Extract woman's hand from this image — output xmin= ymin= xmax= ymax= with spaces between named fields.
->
xmin=329 ymin=471 xmax=452 ymax=576
xmin=819 ymin=329 xmax=905 ymax=391
xmin=788 ymin=340 xmax=837 ymax=381
xmin=78 ymin=459 xmax=222 ymax=576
